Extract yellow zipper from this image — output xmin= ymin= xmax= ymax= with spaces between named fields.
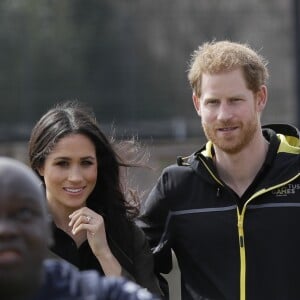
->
xmin=237 ymin=210 xmax=246 ymax=300
xmin=200 ymin=155 xmax=300 ymax=299
xmin=237 ymin=173 xmax=300 ymax=300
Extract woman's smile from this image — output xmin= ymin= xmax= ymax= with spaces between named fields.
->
xmin=38 ymin=133 xmax=97 ymax=211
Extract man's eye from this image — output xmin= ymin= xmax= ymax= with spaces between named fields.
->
xmin=206 ymin=99 xmax=218 ymax=105
xmin=14 ymin=208 xmax=36 ymax=221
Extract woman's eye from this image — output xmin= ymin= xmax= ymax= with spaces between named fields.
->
xmin=56 ymin=161 xmax=69 ymax=167
xmin=81 ymin=160 xmax=94 ymax=166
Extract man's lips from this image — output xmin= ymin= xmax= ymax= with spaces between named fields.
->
xmin=218 ymin=126 xmax=238 ymax=131
xmin=0 ymin=250 xmax=22 ymax=265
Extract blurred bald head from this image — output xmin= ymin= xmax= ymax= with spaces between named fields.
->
xmin=0 ymin=157 xmax=45 ymax=204
xmin=0 ymin=157 xmax=51 ymax=300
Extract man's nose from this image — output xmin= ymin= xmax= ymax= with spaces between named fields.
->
xmin=0 ymin=218 xmax=18 ymax=239
xmin=217 ymin=102 xmax=233 ymax=121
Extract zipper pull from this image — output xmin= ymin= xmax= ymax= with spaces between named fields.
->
xmin=239 ymin=236 xmax=244 ymax=248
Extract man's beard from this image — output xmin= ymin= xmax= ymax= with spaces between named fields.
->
xmin=202 ymin=117 xmax=259 ymax=154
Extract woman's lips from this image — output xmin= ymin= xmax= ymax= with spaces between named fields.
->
xmin=64 ymin=187 xmax=84 ymax=193
xmin=63 ymin=187 xmax=86 ymax=196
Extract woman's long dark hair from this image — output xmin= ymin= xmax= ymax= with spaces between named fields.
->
xmin=28 ymin=101 xmax=141 ymax=225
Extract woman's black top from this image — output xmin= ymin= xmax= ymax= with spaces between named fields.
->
xmin=49 ymin=220 xmax=162 ymax=297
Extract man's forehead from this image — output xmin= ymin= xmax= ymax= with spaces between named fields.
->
xmin=0 ymin=191 xmax=43 ymax=211
xmin=0 ymin=158 xmax=45 ymax=208
xmin=0 ymin=176 xmax=42 ymax=197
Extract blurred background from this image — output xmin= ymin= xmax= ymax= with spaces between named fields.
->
xmin=0 ymin=1 xmax=299 ymax=299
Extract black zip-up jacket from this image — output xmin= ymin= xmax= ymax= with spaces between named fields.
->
xmin=139 ymin=124 xmax=300 ymax=300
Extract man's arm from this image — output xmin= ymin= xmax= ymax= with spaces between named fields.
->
xmin=137 ymin=170 xmax=173 ymax=275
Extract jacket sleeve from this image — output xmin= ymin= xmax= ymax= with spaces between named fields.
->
xmin=137 ymin=169 xmax=173 ymax=275
xmin=107 ymin=220 xmax=164 ymax=298
xmin=130 ymin=224 xmax=164 ymax=298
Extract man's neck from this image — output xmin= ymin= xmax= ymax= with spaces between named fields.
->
xmin=1 ymin=284 xmax=39 ymax=300
xmin=213 ymin=136 xmax=269 ymax=197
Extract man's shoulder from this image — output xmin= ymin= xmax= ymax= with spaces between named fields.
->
xmin=161 ymin=152 xmax=203 ymax=181
xmin=40 ymin=259 xmax=101 ymax=298
xmin=162 ymin=158 xmax=195 ymax=175
xmin=39 ymin=259 xmax=158 ymax=300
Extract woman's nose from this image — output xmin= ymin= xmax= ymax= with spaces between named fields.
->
xmin=68 ymin=166 xmax=83 ymax=182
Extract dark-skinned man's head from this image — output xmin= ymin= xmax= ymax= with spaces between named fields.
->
xmin=0 ymin=157 xmax=52 ymax=300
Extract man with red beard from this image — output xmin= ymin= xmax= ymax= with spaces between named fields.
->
xmin=138 ymin=40 xmax=300 ymax=300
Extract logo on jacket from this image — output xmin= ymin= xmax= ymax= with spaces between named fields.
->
xmin=271 ymin=183 xmax=300 ymax=197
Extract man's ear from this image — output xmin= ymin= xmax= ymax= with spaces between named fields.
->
xmin=192 ymin=93 xmax=201 ymax=117
xmin=256 ymin=85 xmax=268 ymax=112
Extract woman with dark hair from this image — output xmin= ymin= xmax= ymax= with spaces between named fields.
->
xmin=28 ymin=101 xmax=162 ymax=297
